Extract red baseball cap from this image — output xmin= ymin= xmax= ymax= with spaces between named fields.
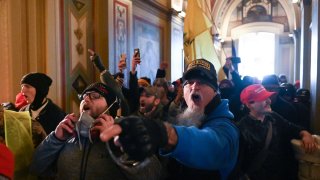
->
xmin=240 ymin=84 xmax=276 ymax=104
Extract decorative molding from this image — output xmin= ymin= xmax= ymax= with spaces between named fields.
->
xmin=218 ymin=0 xmax=296 ymax=38
xmin=133 ymin=0 xmax=171 ymax=20
xmin=62 ymin=0 xmax=94 ymax=112
xmin=114 ymin=0 xmax=130 ymax=72
xmin=74 ymin=28 xmax=84 ymax=55
xmin=137 ymin=0 xmax=170 ymax=13
xmin=72 ymin=75 xmax=87 ymax=94
xmin=74 ymin=28 xmax=83 ymax=40
xmin=279 ymin=35 xmax=294 ymax=44
xmin=231 ymin=22 xmax=285 ymax=38
xmin=72 ymin=0 xmax=85 ymax=11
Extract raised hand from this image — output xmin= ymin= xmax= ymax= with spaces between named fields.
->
xmin=131 ymin=54 xmax=141 ymax=74
xmin=160 ymin=61 xmax=168 ymax=70
xmin=118 ymin=54 xmax=127 ymax=72
xmin=87 ymin=49 xmax=106 ymax=72
xmin=225 ymin=58 xmax=234 ymax=72
xmin=54 ymin=113 xmax=78 ymax=141
xmin=88 ymin=49 xmax=96 ymax=60
xmin=90 ymin=114 xmax=117 ymax=141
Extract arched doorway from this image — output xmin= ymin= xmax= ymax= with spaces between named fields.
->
xmin=238 ymin=32 xmax=275 ymax=80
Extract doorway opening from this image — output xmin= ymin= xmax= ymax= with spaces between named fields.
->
xmin=238 ymin=32 xmax=275 ymax=80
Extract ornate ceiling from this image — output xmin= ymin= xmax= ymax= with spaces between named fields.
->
xmin=211 ymin=0 xmax=300 ymax=39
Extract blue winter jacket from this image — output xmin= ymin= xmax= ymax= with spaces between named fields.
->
xmin=160 ymin=99 xmax=239 ymax=180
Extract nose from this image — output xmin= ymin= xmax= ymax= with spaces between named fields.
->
xmin=21 ymin=86 xmax=26 ymax=93
xmin=266 ymin=98 xmax=272 ymax=104
xmin=83 ymin=94 xmax=91 ymax=101
xmin=190 ymin=81 xmax=201 ymax=90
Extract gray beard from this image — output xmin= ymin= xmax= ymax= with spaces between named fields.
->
xmin=175 ymin=107 xmax=206 ymax=127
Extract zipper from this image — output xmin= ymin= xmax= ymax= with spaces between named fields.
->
xmin=79 ymin=138 xmax=93 ymax=180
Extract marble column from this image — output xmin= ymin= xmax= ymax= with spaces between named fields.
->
xmin=310 ymin=0 xmax=320 ymax=133
xmin=293 ymin=29 xmax=301 ymax=84
xmin=300 ymin=0 xmax=312 ymax=89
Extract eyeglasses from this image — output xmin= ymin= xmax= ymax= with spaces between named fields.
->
xmin=83 ymin=91 xmax=102 ymax=100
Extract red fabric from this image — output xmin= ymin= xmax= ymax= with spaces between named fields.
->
xmin=240 ymin=84 xmax=276 ymax=104
xmin=294 ymin=80 xmax=301 ymax=90
xmin=15 ymin=92 xmax=28 ymax=110
xmin=0 ymin=144 xmax=14 ymax=180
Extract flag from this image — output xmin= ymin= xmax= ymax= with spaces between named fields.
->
xmin=230 ymin=39 xmax=241 ymax=71
xmin=183 ymin=0 xmax=221 ymax=71
xmin=194 ymin=30 xmax=221 ymax=71
xmin=183 ymin=0 xmax=212 ymax=63
xmin=232 ymin=39 xmax=237 ymax=57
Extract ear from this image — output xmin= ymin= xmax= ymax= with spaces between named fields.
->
xmin=154 ymin=98 xmax=161 ymax=106
xmin=245 ymin=103 xmax=252 ymax=110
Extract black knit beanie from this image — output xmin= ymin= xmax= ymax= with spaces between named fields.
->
xmin=81 ymin=83 xmax=118 ymax=116
xmin=21 ymin=73 xmax=52 ymax=110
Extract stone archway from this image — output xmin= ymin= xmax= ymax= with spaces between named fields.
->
xmin=214 ymin=0 xmax=298 ymax=39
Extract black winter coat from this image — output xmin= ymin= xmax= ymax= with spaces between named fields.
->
xmin=237 ymin=112 xmax=304 ymax=180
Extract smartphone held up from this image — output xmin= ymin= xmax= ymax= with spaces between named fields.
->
xmin=134 ymin=48 xmax=140 ymax=58
xmin=119 ymin=53 xmax=127 ymax=70
xmin=133 ymin=48 xmax=141 ymax=64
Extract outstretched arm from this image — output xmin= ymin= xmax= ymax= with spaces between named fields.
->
xmin=99 ymin=115 xmax=239 ymax=173
xmin=99 ymin=116 xmax=169 ymax=161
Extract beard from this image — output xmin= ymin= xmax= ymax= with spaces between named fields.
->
xmin=175 ymin=106 xmax=206 ymax=127
xmin=139 ymin=101 xmax=155 ymax=114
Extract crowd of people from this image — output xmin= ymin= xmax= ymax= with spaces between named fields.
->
xmin=0 ymin=49 xmax=318 ymax=180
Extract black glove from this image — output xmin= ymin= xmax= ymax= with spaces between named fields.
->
xmin=91 ymin=54 xmax=106 ymax=72
xmin=117 ymin=116 xmax=168 ymax=161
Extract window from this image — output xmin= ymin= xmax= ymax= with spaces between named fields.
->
xmin=238 ymin=32 xmax=275 ymax=80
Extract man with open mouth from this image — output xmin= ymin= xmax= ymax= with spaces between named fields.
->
xmin=25 ymin=48 xmax=165 ymax=180
xmin=98 ymin=58 xmax=240 ymax=180
xmin=135 ymin=86 xmax=168 ymax=122
xmin=237 ymin=84 xmax=317 ymax=180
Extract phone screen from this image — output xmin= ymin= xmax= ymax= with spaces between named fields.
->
xmin=134 ymin=48 xmax=140 ymax=58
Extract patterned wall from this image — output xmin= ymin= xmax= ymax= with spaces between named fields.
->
xmin=62 ymin=0 xmax=94 ymax=113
